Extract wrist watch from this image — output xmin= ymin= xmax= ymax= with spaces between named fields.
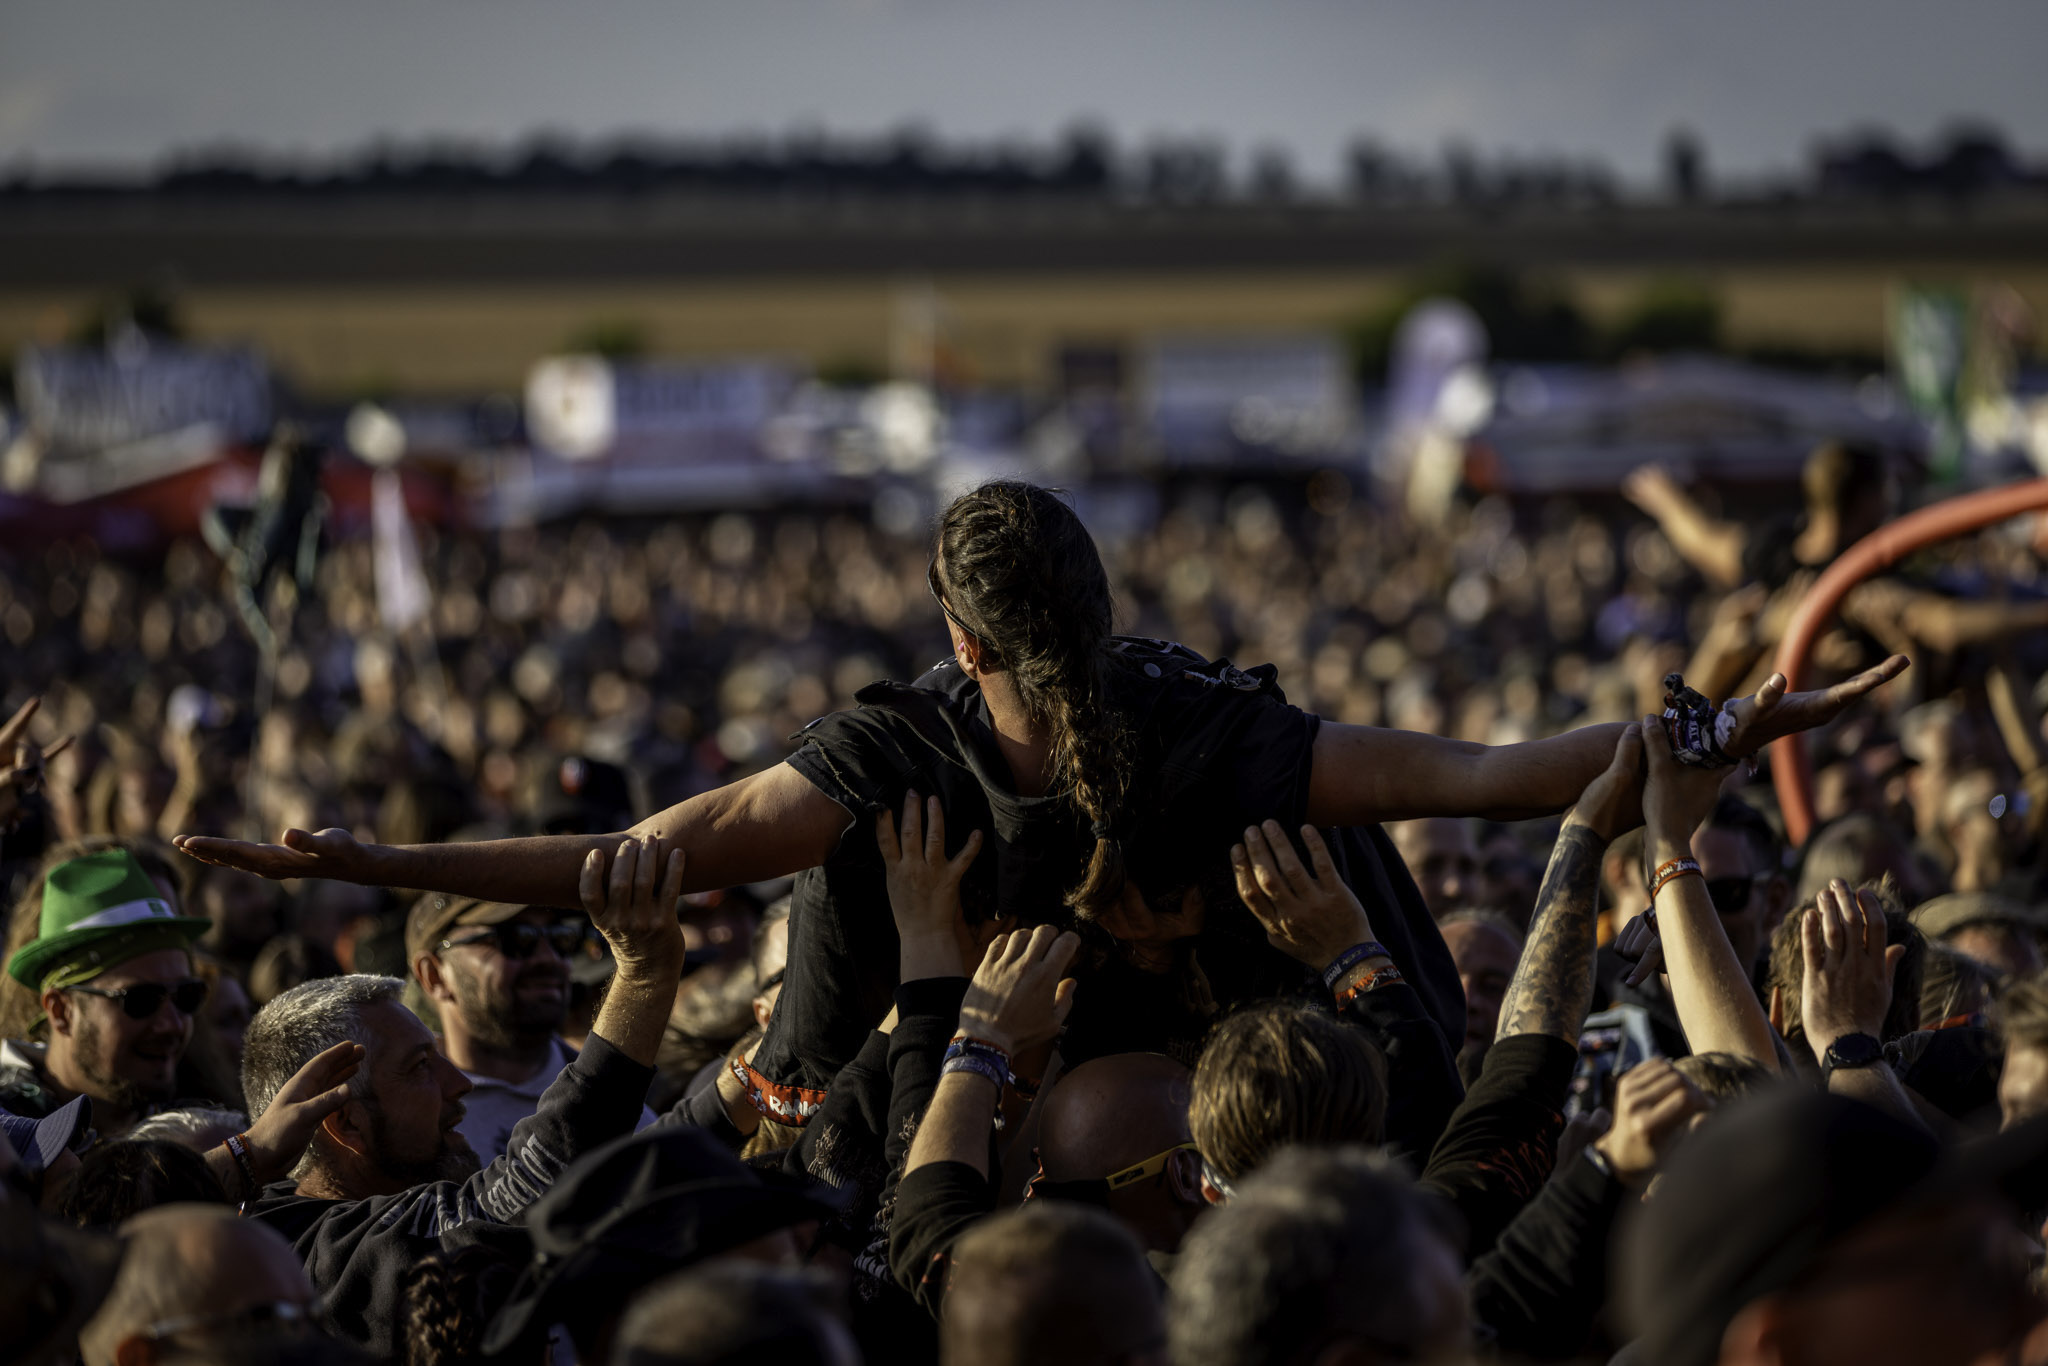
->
xmin=1820 ymin=1031 xmax=1885 ymax=1085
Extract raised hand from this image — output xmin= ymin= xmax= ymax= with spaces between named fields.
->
xmin=1592 ymin=1057 xmax=1708 ymax=1186
xmin=1621 ymin=464 xmax=1687 ymax=519
xmin=0 ymin=695 xmax=73 ymax=830
xmin=876 ymin=791 xmax=994 ymax=980
xmin=580 ymin=835 xmax=687 ymax=978
xmin=956 ymin=924 xmax=1080 ymax=1057
xmin=1640 ymin=713 xmax=1732 ymax=853
xmin=1231 ymin=820 xmax=1376 ymax=970
xmin=174 ymin=826 xmax=374 ymax=882
xmin=1801 ymin=879 xmax=1904 ymax=1065
xmin=1721 ymin=656 xmax=1910 ymax=758
xmin=237 ymin=1040 xmax=364 ymax=1184
xmin=1567 ymin=721 xmax=1645 ymax=842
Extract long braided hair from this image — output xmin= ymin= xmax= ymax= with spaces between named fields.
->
xmin=933 ymin=482 xmax=1135 ymax=919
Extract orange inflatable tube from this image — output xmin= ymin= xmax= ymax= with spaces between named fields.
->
xmin=1771 ymin=477 xmax=2048 ymax=847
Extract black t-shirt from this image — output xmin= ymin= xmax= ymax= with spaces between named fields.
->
xmin=738 ymin=637 xmax=1463 ymax=1122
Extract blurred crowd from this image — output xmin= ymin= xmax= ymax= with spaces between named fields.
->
xmin=5 ymin=445 xmax=2048 ymax=1366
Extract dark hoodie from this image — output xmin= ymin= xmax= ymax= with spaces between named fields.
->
xmin=244 ymin=1032 xmax=654 ymax=1360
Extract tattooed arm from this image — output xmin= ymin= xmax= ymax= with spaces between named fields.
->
xmin=1497 ymin=726 xmax=1646 ymax=1044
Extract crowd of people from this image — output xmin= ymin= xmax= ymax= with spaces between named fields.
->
xmin=2 ymin=446 xmax=2047 ymax=1366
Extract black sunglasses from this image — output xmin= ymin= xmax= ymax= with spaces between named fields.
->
xmin=67 ymin=978 xmax=209 ymax=1020
xmin=441 ymin=921 xmax=592 ymax=960
xmin=1705 ymin=875 xmax=1763 ymax=917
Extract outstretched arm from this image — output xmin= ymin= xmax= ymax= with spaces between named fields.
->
xmin=1305 ymin=656 xmax=1908 ymax=827
xmin=174 ymin=759 xmax=849 ymax=905
xmin=1495 ymin=725 xmax=1643 ymax=1045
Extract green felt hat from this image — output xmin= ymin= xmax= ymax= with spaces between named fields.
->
xmin=6 ymin=850 xmax=211 ymax=991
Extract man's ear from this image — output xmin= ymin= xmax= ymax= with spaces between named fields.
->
xmin=112 ymin=1334 xmax=160 ymax=1366
xmin=752 ymin=996 xmax=773 ymax=1031
xmin=1168 ymin=1148 xmax=1204 ymax=1206
xmin=414 ymin=952 xmax=454 ymax=1007
xmin=40 ymin=988 xmax=73 ymax=1037
xmin=321 ymin=1097 xmax=373 ymax=1161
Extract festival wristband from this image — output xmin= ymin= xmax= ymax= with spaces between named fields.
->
xmin=225 ymin=1132 xmax=261 ymax=1195
xmin=1322 ymin=941 xmax=1392 ymax=991
xmin=940 ymin=1051 xmax=1010 ymax=1093
xmin=947 ymin=1033 xmax=1038 ymax=1098
xmin=1650 ymin=858 xmax=1703 ymax=900
xmin=947 ymin=1034 xmax=1012 ymax=1069
xmin=1335 ymin=963 xmax=1406 ymax=1007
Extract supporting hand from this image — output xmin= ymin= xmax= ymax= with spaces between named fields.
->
xmin=956 ymin=924 xmax=1080 ymax=1057
xmin=581 ymin=835 xmax=688 ymax=979
xmin=1565 ymin=722 xmax=1646 ymax=841
xmin=1592 ymin=1058 xmax=1708 ymax=1186
xmin=1640 ymin=713 xmax=1733 ymax=857
xmin=1231 ymin=820 xmax=1376 ymax=970
xmin=1801 ymin=879 xmax=1904 ymax=1065
xmin=877 ymin=791 xmax=996 ymax=981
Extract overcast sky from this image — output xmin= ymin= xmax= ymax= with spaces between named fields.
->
xmin=4 ymin=0 xmax=2044 ymax=188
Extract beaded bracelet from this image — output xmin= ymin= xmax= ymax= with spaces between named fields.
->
xmin=1334 ymin=963 xmax=1406 ymax=1008
xmin=1322 ymin=941 xmax=1392 ymax=991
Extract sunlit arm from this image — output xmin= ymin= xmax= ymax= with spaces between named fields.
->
xmin=1307 ymin=722 xmax=1631 ymax=826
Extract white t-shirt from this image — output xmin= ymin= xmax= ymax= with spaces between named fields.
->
xmin=454 ymin=1037 xmax=656 ymax=1163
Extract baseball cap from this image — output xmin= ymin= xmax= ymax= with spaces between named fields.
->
xmin=1911 ymin=893 xmax=2048 ymax=944
xmin=0 ymin=1095 xmax=93 ymax=1173
xmin=1620 ymin=1088 xmax=2048 ymax=1366
xmin=403 ymin=894 xmax=537 ymax=969
xmin=481 ymin=1125 xmax=851 ymax=1356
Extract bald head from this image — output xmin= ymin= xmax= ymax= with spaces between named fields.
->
xmin=1040 ymin=1053 xmax=1192 ymax=1182
xmin=79 ymin=1204 xmax=314 ymax=1366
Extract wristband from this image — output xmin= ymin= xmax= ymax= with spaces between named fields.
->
xmin=1650 ymin=858 xmax=1702 ymax=901
xmin=949 ymin=1033 xmax=1012 ymax=1062
xmin=940 ymin=1050 xmax=1010 ymax=1094
xmin=225 ymin=1132 xmax=260 ymax=1196
xmin=1334 ymin=963 xmax=1405 ymax=1007
xmin=947 ymin=1033 xmax=1037 ymax=1103
xmin=1321 ymin=942 xmax=1392 ymax=991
